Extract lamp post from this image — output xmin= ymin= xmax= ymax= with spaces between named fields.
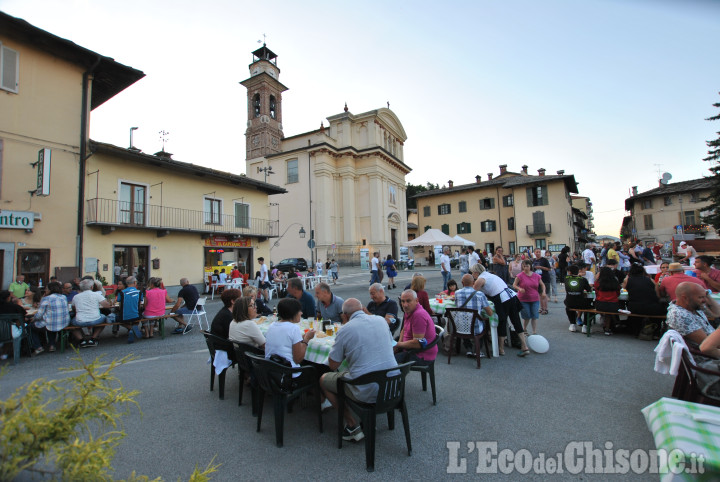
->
xmin=270 ymin=223 xmax=306 ymax=258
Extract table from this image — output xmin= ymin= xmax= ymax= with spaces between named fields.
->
xmin=211 ymin=279 xmax=243 ymax=300
xmin=302 ymin=276 xmax=329 ymax=290
xmin=585 ymin=290 xmax=629 ymax=301
xmin=641 ymin=397 xmax=720 ymax=481
xmin=255 ymin=318 xmax=338 ymax=366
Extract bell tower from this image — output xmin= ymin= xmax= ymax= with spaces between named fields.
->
xmin=240 ymin=44 xmax=288 ymax=160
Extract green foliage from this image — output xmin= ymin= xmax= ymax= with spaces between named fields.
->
xmin=702 ymin=93 xmax=720 ymax=229
xmin=405 ymin=182 xmax=440 ymax=209
xmin=0 ymin=354 xmax=220 ymax=481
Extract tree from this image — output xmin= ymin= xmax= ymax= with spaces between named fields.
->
xmin=703 ymin=92 xmax=720 ymax=229
xmin=405 ymin=182 xmax=439 ymax=209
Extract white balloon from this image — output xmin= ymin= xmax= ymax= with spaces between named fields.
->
xmin=527 ymin=334 xmax=549 ymax=354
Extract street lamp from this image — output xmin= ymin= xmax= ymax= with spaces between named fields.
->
xmin=257 ymin=166 xmax=274 ymax=183
xmin=271 ymin=223 xmax=306 ymax=252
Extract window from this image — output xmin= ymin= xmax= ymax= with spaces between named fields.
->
xmin=508 ymin=241 xmax=516 ymax=255
xmin=252 ymin=93 xmax=261 ymax=117
xmin=535 ymin=239 xmax=546 ymax=250
xmin=1 ymin=44 xmax=19 ymax=93
xmin=664 ymin=196 xmax=673 ymax=206
xmin=204 ymin=198 xmax=222 ymax=225
xmin=424 ymin=225 xmax=432 ymax=232
xmin=459 ymin=201 xmax=467 ymax=213
xmin=479 ymin=198 xmax=495 ymax=210
xmin=438 ymin=204 xmax=451 ymax=215
xmin=457 ymin=222 xmax=471 ymax=234
xmin=481 ymin=220 xmax=496 ymax=232
xmin=441 ymin=224 xmax=450 ymax=235
xmin=526 ymin=186 xmax=548 ymax=207
xmin=119 ymin=182 xmax=146 ymax=225
xmin=389 ymin=185 xmax=397 ymax=205
xmin=235 ymin=202 xmax=250 ymax=228
xmin=643 ymin=214 xmax=653 ymax=230
xmin=683 ymin=211 xmax=696 ymax=225
xmin=423 ymin=206 xmax=430 ymax=217
xmin=691 ymin=193 xmax=701 ymax=203
xmin=485 ymin=243 xmax=495 ymax=254
xmin=287 ymin=159 xmax=298 ymax=183
xmin=269 ymin=95 xmax=276 ymax=119
xmin=508 ymin=217 xmax=515 ymax=231
xmin=502 ymin=194 xmax=514 ymax=207
xmin=641 ymin=199 xmax=653 ymax=210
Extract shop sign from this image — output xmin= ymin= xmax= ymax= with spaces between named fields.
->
xmin=204 ymin=236 xmax=250 ymax=247
xmin=0 ymin=210 xmax=34 ymax=229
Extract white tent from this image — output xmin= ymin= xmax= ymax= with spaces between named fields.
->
xmin=403 ymin=228 xmax=457 ymax=247
xmin=452 ymin=234 xmax=476 ymax=246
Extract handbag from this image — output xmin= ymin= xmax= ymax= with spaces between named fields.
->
xmin=268 ymin=354 xmax=298 ymax=392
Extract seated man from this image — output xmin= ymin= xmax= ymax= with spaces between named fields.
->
xmin=315 ymin=282 xmax=343 ymax=322
xmin=0 ymin=289 xmax=27 ymax=360
xmin=364 ymin=283 xmax=400 ymax=333
xmin=62 ymin=282 xmax=78 ymax=303
xmin=210 ymin=288 xmax=242 ymax=339
xmin=454 ymin=274 xmax=493 ymax=356
xmin=658 ymin=263 xmax=704 ymax=302
xmin=394 ymin=289 xmax=438 ymax=367
xmin=666 ymin=282 xmax=720 ymax=349
xmin=285 ymin=277 xmax=315 ymax=319
xmin=169 ymin=278 xmax=198 ymax=334
xmin=118 ymin=276 xmax=143 ymax=343
xmin=71 ymin=278 xmax=112 ymax=347
xmin=320 ymin=298 xmax=397 ymax=443
xmin=564 ymin=265 xmax=593 ymax=333
xmin=694 ymin=255 xmax=720 ymax=293
xmin=30 ymin=281 xmax=71 ymax=354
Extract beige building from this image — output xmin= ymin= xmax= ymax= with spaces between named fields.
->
xmin=622 ymin=178 xmax=716 ymax=243
xmin=571 ymin=196 xmax=595 ymax=245
xmin=413 ymin=165 xmax=581 ymax=256
xmin=242 ymin=45 xmax=411 ymax=266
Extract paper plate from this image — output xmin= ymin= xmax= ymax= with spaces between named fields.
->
xmin=527 ymin=334 xmax=549 ymax=354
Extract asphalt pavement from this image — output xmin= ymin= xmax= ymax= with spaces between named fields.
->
xmin=2 ymin=266 xmax=675 ymax=480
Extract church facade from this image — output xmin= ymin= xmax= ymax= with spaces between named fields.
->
xmin=243 ymin=45 xmax=411 ymax=266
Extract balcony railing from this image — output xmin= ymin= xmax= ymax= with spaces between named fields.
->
xmin=526 ymin=224 xmax=551 ymax=235
xmin=86 ymin=198 xmax=279 ymax=237
xmin=683 ymin=224 xmax=709 ymax=235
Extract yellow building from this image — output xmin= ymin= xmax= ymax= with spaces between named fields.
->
xmin=242 ymin=45 xmax=411 ymax=266
xmin=413 ymin=165 xmax=581 ymax=256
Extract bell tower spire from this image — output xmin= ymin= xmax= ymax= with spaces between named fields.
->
xmin=240 ymin=44 xmax=288 ymax=160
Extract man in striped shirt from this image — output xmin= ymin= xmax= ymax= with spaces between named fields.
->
xmin=30 ymin=281 xmax=70 ymax=354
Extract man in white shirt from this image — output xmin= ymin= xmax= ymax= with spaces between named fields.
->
xmin=582 ymin=246 xmax=596 ymax=271
xmin=316 ymin=260 xmax=324 ymax=276
xmin=258 ymin=257 xmax=270 ymax=301
xmin=440 ymin=247 xmax=452 ymax=291
xmin=468 ymin=246 xmax=480 ymax=268
xmin=218 ymin=269 xmax=227 ymax=284
xmin=370 ymin=252 xmax=380 ymax=285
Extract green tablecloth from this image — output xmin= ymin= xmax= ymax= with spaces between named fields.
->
xmin=641 ymin=397 xmax=720 ymax=481
xmin=256 ymin=318 xmax=337 ymax=366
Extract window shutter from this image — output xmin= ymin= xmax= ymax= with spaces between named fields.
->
xmin=541 ymin=186 xmax=548 ymax=206
xmin=533 ymin=211 xmax=545 ymax=227
xmin=438 ymin=205 xmax=442 ymax=215
xmin=441 ymin=224 xmax=449 ymax=235
xmin=1 ymin=45 xmax=19 ymax=93
xmin=490 ymin=198 xmax=495 ymax=209
xmin=526 ymin=188 xmax=533 ymax=207
xmin=424 ymin=225 xmax=431 ymax=232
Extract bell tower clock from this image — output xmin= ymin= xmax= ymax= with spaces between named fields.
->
xmin=240 ymin=44 xmax=288 ymax=160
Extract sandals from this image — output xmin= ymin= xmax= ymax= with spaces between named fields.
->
xmin=517 ymin=350 xmax=530 ymax=357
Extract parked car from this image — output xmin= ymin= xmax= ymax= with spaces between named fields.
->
xmin=274 ymin=257 xmax=308 ymax=273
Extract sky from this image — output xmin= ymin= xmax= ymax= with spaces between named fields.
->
xmin=3 ymin=0 xmax=720 ymax=236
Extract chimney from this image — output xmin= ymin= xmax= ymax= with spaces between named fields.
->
xmin=448 ymin=180 xmax=453 ymax=188
xmin=632 ymin=186 xmax=638 ymax=196
xmin=521 ymin=165 xmax=528 ymax=175
xmin=488 ymin=173 xmax=493 ymax=180
xmin=475 ymin=175 xmax=482 ymax=184
xmin=499 ymin=164 xmax=507 ymax=175
xmin=154 ymin=150 xmax=173 ymax=160
xmin=538 ymin=168 xmax=546 ymax=176
xmin=557 ymin=170 xmax=565 ymax=175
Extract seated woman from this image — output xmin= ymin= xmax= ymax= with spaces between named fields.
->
xmin=228 ymin=296 xmax=266 ymax=349
xmin=264 ymin=298 xmax=316 ymax=386
xmin=441 ymin=279 xmax=458 ymax=297
xmin=623 ymin=263 xmax=667 ymax=336
xmin=142 ymin=277 xmax=174 ymax=338
xmin=594 ymin=267 xmax=621 ymax=336
xmin=210 ymin=288 xmax=242 ymax=339
xmin=654 ymin=262 xmax=670 ymax=286
xmin=410 ymin=274 xmax=434 ymax=317
xmin=242 ymin=285 xmax=273 ymax=316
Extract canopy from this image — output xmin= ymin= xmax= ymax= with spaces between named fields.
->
xmin=403 ymin=229 xmax=457 ymax=247
xmin=452 ymin=235 xmax=476 ymax=246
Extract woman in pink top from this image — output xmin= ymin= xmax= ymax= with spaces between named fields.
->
xmin=512 ymin=260 xmax=547 ymax=336
xmin=142 ymin=277 xmax=173 ymax=338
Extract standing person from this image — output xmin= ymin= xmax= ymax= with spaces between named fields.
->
xmin=439 ymin=247 xmax=452 ymax=291
xmin=545 ymin=250 xmax=558 ymax=302
xmin=316 ymin=259 xmax=324 ymax=277
xmin=468 ymin=246 xmax=480 ymax=269
xmin=459 ymin=248 xmax=470 ymax=277
xmin=330 ymin=259 xmax=339 ymax=284
xmin=369 ymin=251 xmax=380 ymax=285
xmin=9 ymin=275 xmax=29 ymax=300
xmin=509 ymin=255 xmax=523 ymax=285
xmin=532 ymin=248 xmax=551 ymax=315
xmin=492 ymin=247 xmax=508 ymax=282
xmin=582 ymin=245 xmax=597 ymax=272
xmin=678 ymin=241 xmax=698 ymax=266
xmin=257 ymin=257 xmax=270 ymax=301
xmin=383 ymin=254 xmax=398 ymax=290
xmin=513 ymin=260 xmax=547 ymax=336
xmin=564 ymin=265 xmax=593 ymax=333
xmin=594 ymin=267 xmax=621 ymax=336
xmin=558 ymin=246 xmax=571 ymax=283
xmin=641 ymin=242 xmax=656 ymax=265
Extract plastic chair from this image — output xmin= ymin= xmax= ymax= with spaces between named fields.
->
xmin=266 ymin=283 xmax=277 ymax=301
xmin=232 ymin=341 xmax=264 ymax=413
xmin=186 ymin=297 xmax=208 ymax=332
xmin=0 ymin=313 xmax=28 ymax=365
xmin=201 ymin=331 xmax=237 ymax=400
xmin=246 ymin=353 xmax=323 ymax=447
xmin=672 ymin=345 xmax=720 ymax=407
xmin=444 ymin=308 xmax=492 ymax=369
xmin=336 ymin=362 xmax=415 ymax=472
xmin=407 ymin=325 xmax=445 ymax=405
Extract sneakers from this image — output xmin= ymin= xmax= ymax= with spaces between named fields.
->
xmin=183 ymin=324 xmax=193 ymax=333
xmin=465 ymin=350 xmax=476 ymax=358
xmin=569 ymin=324 xmax=577 ymax=332
xmin=342 ymin=425 xmax=365 ymax=442
xmin=79 ymin=339 xmax=90 ymax=348
xmin=86 ymin=338 xmax=98 ymax=347
xmin=33 ymin=347 xmax=44 ymax=356
xmin=172 ymin=327 xmax=185 ymax=334
xmin=48 ymin=345 xmax=56 ymax=353
xmin=604 ymin=330 xmax=612 ymax=336
xmin=320 ymin=399 xmax=333 ymax=412
xmin=128 ymin=330 xmax=136 ymax=344
xmin=581 ymin=325 xmax=588 ymax=334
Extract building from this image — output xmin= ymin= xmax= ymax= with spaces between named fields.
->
xmin=413 ymin=165 xmax=581 ymax=257
xmin=242 ymin=45 xmax=411 ymax=266
xmin=0 ymin=12 xmax=284 ymax=289
xmin=407 ymin=208 xmax=418 ymax=240
xmin=622 ymin=177 xmax=716 ymax=244
xmin=571 ymin=195 xmax=595 ymax=245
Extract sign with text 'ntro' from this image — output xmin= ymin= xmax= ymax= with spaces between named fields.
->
xmin=36 ymin=148 xmax=51 ymax=196
xmin=0 ymin=210 xmax=34 ymax=229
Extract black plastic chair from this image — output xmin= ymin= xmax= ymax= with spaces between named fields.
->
xmin=201 ymin=331 xmax=237 ymax=400
xmin=406 ymin=325 xmax=445 ymax=405
xmin=336 ymin=362 xmax=414 ymax=472
xmin=0 ymin=313 xmax=29 ymax=365
xmin=232 ymin=341 xmax=264 ymax=414
xmin=445 ymin=308 xmax=492 ymax=369
xmin=246 ymin=352 xmax=322 ymax=447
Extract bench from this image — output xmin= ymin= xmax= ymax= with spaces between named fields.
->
xmin=572 ymin=309 xmax=666 ymax=338
xmin=59 ymin=314 xmax=174 ymax=352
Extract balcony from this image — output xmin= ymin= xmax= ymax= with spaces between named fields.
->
xmin=86 ymin=198 xmax=279 ymax=238
xmin=526 ymin=224 xmax=551 ymax=235
xmin=683 ymin=224 xmax=709 ymax=235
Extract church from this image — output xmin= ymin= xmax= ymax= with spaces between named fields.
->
xmin=243 ymin=44 xmax=411 ymax=267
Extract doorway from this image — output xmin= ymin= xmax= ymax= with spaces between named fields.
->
xmin=391 ymin=229 xmax=397 ymax=261
xmin=17 ymin=249 xmax=50 ymax=287
xmin=114 ymin=246 xmax=149 ymax=284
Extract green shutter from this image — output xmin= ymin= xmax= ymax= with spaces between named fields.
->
xmin=441 ymin=224 xmax=450 ymax=235
xmin=490 ymin=198 xmax=495 ymax=209
xmin=541 ymin=186 xmax=548 ymax=206
xmin=424 ymin=225 xmax=432 ymax=232
xmin=526 ymin=187 xmax=533 ymax=207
